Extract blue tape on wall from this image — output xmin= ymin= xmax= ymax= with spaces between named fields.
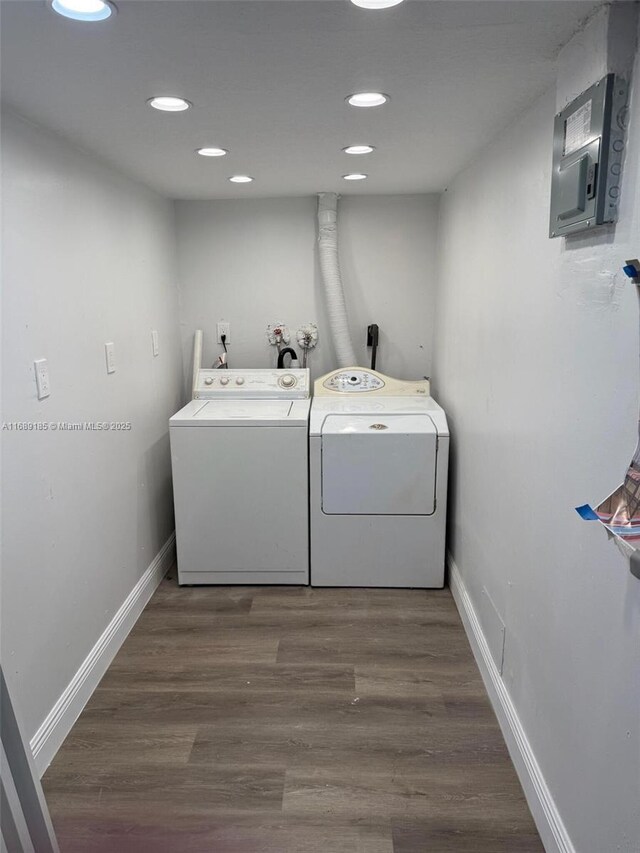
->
xmin=576 ymin=504 xmax=600 ymax=520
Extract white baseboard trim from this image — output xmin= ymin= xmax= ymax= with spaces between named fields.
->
xmin=30 ymin=533 xmax=175 ymax=777
xmin=448 ymin=553 xmax=574 ymax=853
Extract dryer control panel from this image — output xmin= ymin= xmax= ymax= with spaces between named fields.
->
xmin=323 ymin=370 xmax=385 ymax=393
xmin=316 ymin=367 xmax=430 ymax=397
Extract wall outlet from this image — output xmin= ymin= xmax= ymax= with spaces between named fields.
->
xmin=217 ymin=322 xmax=230 ymax=344
xmin=151 ymin=330 xmax=159 ymax=357
xmin=34 ymin=358 xmax=50 ymax=400
xmin=105 ymin=342 xmax=116 ymax=374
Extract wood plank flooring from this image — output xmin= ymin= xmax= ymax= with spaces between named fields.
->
xmin=42 ymin=573 xmax=543 ymax=852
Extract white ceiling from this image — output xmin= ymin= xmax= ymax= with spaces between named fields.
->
xmin=1 ymin=0 xmax=600 ymax=199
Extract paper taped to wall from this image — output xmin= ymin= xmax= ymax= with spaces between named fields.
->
xmin=576 ymin=436 xmax=640 ymax=558
xmin=577 ymin=277 xmax=640 ymax=564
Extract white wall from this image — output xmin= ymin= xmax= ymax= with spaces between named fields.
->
xmin=1 ymin=111 xmax=184 ymax=743
xmin=433 ymin=17 xmax=640 ymax=853
xmin=175 ymin=194 xmax=438 ymax=384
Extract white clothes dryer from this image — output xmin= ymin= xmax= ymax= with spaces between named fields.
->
xmin=310 ymin=368 xmax=449 ymax=587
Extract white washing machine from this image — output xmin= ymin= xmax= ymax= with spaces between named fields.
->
xmin=310 ymin=368 xmax=449 ymax=588
xmin=170 ymin=368 xmax=310 ymax=585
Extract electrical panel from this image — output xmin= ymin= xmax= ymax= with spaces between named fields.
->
xmin=549 ymin=74 xmax=628 ymax=238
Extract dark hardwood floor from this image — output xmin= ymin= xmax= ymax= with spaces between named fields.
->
xmin=42 ymin=573 xmax=543 ymax=852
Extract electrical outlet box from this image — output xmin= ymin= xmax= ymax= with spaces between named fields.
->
xmin=34 ymin=358 xmax=50 ymax=400
xmin=151 ymin=330 xmax=159 ymax=357
xmin=217 ymin=322 xmax=230 ymax=344
xmin=550 ymin=74 xmax=628 ymax=238
xmin=105 ymin=342 xmax=116 ymax=374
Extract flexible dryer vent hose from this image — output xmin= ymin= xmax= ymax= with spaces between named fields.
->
xmin=317 ymin=193 xmax=358 ymax=368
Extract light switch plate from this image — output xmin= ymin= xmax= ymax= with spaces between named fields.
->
xmin=151 ymin=330 xmax=159 ymax=357
xmin=34 ymin=358 xmax=50 ymax=400
xmin=105 ymin=342 xmax=116 ymax=374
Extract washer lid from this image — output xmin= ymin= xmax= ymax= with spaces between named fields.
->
xmin=171 ymin=399 xmax=307 ymax=426
xmin=321 ymin=413 xmax=437 ymax=436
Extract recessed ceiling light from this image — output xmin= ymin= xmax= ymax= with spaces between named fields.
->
xmin=343 ymin=145 xmax=375 ymax=155
xmin=229 ymin=175 xmax=254 ymax=184
xmin=343 ymin=173 xmax=368 ymax=181
xmin=49 ymin=0 xmax=115 ymax=21
xmin=196 ymin=147 xmax=228 ymax=157
xmin=346 ymin=92 xmax=389 ymax=108
xmin=147 ymin=96 xmax=191 ymax=113
xmin=350 ymin=0 xmax=404 ymax=8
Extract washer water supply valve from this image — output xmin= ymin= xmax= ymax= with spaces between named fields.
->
xmin=266 ymin=323 xmax=291 ymax=351
xmin=296 ymin=323 xmax=318 ymax=368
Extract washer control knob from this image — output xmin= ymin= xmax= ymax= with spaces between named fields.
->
xmin=204 ymin=377 xmax=214 ymax=386
xmin=279 ymin=374 xmax=296 ymax=388
xmin=220 ymin=376 xmax=230 ymax=386
xmin=236 ymin=376 xmax=245 ymax=385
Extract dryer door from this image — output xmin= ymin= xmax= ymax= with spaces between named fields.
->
xmin=321 ymin=413 xmax=437 ymax=515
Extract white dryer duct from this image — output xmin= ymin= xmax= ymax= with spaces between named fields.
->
xmin=317 ymin=193 xmax=358 ymax=368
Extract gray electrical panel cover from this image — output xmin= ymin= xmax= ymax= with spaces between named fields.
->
xmin=549 ymin=74 xmax=628 ymax=238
